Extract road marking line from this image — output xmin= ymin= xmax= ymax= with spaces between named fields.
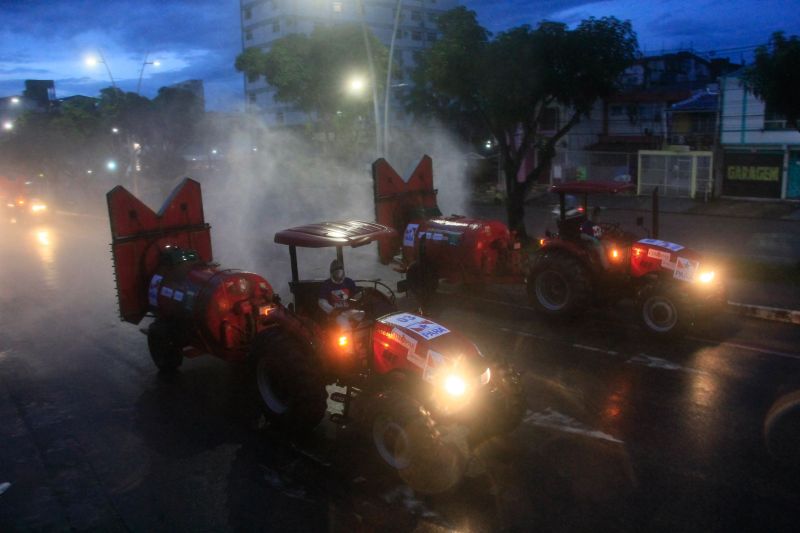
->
xmin=627 ymin=354 xmax=707 ymax=374
xmin=522 ymin=408 xmax=623 ymax=443
xmin=572 ymin=343 xmax=619 ymax=356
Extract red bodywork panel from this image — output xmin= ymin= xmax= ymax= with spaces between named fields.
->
xmin=107 ymin=179 xmax=212 ymax=324
xmin=371 ymin=312 xmax=484 ymax=380
xmin=630 ymin=238 xmax=704 ymax=281
xmin=372 ymin=156 xmax=524 ymax=282
xmin=274 ymin=220 xmax=396 ymax=249
xmin=373 ymin=156 xmax=439 ymax=264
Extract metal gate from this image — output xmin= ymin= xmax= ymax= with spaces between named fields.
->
xmin=637 ymin=150 xmax=713 ymax=198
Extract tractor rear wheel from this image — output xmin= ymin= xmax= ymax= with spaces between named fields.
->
xmin=528 ymin=253 xmax=591 ymax=317
xmin=637 ymin=283 xmax=690 ymax=337
xmin=368 ymin=390 xmax=466 ymax=494
xmin=249 ymin=332 xmax=327 ymax=433
xmin=147 ymin=319 xmax=183 ymax=373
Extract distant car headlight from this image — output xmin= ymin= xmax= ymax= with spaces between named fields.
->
xmin=31 ymin=203 xmax=47 ymax=213
xmin=698 ymin=271 xmax=715 ymax=284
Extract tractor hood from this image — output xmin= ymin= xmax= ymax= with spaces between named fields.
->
xmin=632 ymin=238 xmax=706 ymax=282
xmin=371 ymin=312 xmax=485 ymax=380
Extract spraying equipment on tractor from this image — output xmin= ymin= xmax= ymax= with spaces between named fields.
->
xmin=373 ymin=156 xmax=725 ymax=337
xmin=107 ymin=179 xmax=524 ymax=493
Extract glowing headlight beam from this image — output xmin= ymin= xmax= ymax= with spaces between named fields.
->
xmin=444 ymin=375 xmax=467 ymax=396
xmin=698 ymin=271 xmax=715 ymax=284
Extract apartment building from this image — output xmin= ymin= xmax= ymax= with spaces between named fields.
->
xmin=240 ymin=0 xmax=456 ymax=126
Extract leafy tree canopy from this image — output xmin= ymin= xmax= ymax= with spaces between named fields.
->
xmin=408 ymin=7 xmax=638 ymax=236
xmin=744 ymin=32 xmax=800 ymax=131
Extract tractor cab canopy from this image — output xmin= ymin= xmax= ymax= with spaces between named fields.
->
xmin=550 ymin=181 xmax=635 ymax=222
xmin=274 ymin=221 xmax=397 ymax=315
xmin=274 ymin=220 xmax=395 ymax=249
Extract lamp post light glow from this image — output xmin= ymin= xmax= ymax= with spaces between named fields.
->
xmin=2 ymin=121 xmax=13 ymax=131
xmin=106 ymin=160 xmax=118 ymax=172
xmin=85 ymin=51 xmax=116 ymax=88
xmin=10 ymin=97 xmax=20 ymax=104
xmin=347 ymin=76 xmax=367 ymax=95
xmin=137 ymin=52 xmax=162 ymax=95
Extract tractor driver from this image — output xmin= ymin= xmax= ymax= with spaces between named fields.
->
xmin=580 ymin=207 xmax=609 ymax=268
xmin=318 ymin=259 xmax=365 ymax=330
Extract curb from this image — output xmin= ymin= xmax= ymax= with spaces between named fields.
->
xmin=727 ymin=301 xmax=800 ymax=325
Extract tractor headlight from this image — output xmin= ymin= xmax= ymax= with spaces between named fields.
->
xmin=698 ymin=271 xmax=715 ymax=284
xmin=444 ymin=374 xmax=468 ymax=397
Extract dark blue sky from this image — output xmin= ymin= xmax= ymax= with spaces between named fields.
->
xmin=0 ymin=0 xmax=796 ymax=111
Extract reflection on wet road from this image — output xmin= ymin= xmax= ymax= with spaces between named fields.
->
xmin=1 ymin=215 xmax=799 ymax=531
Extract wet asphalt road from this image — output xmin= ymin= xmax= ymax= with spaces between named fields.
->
xmin=1 ymin=214 xmax=800 ymax=532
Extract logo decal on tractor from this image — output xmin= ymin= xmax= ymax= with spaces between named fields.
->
xmin=403 ymin=224 xmax=419 ymax=247
xmin=647 ymin=248 xmax=672 ymax=266
xmin=384 ymin=313 xmax=451 ymax=340
xmin=148 ymin=274 xmax=163 ymax=306
xmin=674 ymin=257 xmax=699 ymax=282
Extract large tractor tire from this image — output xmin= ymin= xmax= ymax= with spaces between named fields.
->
xmin=527 ymin=252 xmax=592 ymax=317
xmin=147 ymin=319 xmax=183 ymax=373
xmin=249 ymin=332 xmax=327 ymax=433
xmin=637 ymin=283 xmax=690 ymax=337
xmin=368 ymin=390 xmax=467 ymax=494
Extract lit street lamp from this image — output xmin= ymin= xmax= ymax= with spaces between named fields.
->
xmin=85 ymin=50 xmax=116 ymax=88
xmin=2 ymin=121 xmax=13 ymax=131
xmin=137 ymin=53 xmax=161 ymax=95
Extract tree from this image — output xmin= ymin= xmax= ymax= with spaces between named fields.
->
xmin=744 ymin=32 xmax=800 ymax=132
xmin=235 ymin=24 xmax=389 ymax=159
xmin=407 ymin=7 xmax=638 ymax=238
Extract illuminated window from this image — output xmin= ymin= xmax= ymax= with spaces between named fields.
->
xmin=332 ymin=1 xmax=342 ymax=12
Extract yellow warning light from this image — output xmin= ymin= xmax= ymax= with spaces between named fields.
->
xmin=338 ymin=335 xmax=349 ymax=347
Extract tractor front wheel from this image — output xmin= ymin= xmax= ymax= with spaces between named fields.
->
xmin=637 ymin=284 xmax=690 ymax=337
xmin=147 ymin=319 xmax=183 ymax=373
xmin=249 ymin=333 xmax=327 ymax=433
xmin=528 ymin=253 xmax=591 ymax=317
xmin=369 ymin=390 xmax=466 ymax=494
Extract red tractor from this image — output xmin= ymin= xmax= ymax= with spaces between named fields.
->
xmin=373 ymin=156 xmax=725 ymax=337
xmin=530 ymin=182 xmax=726 ymax=336
xmin=107 ymin=179 xmax=524 ymax=493
xmin=373 ymin=155 xmax=527 ymax=294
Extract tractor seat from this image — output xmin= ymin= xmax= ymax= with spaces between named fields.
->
xmin=289 ymin=280 xmax=327 ymax=321
xmin=556 ymin=215 xmax=586 ymax=242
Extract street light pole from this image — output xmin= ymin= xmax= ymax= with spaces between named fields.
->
xmin=136 ymin=52 xmax=160 ymax=95
xmin=357 ymin=0 xmax=382 ymax=157
xmin=97 ymin=49 xmax=116 ymax=89
xmin=383 ymin=0 xmax=403 ymax=158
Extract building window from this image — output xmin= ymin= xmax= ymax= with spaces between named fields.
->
xmin=427 ymin=32 xmax=437 ymax=42
xmin=249 ymin=93 xmax=257 ymax=104
xmin=244 ymin=8 xmax=252 ymax=20
xmin=245 ymin=30 xmax=253 ymax=41
xmin=412 ymin=31 xmax=422 ymax=41
xmin=765 ymin=104 xmax=790 ymax=130
xmin=247 ymin=72 xmax=258 ymax=83
xmin=411 ymin=11 xmax=422 ymax=21
xmin=276 ymin=111 xmax=285 ymax=124
xmin=273 ymin=21 xmax=280 ymax=33
xmin=332 ymin=1 xmax=342 ymax=12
